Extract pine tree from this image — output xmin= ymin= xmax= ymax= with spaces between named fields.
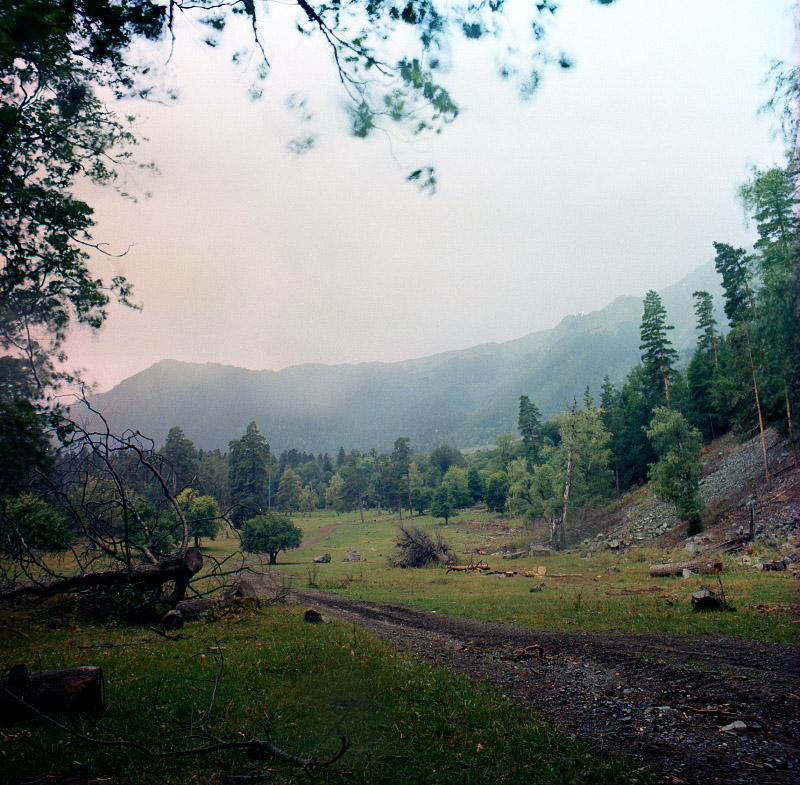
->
xmin=692 ymin=291 xmax=719 ymax=367
xmin=639 ymin=290 xmax=679 ymax=408
xmin=714 ymin=242 xmax=769 ymax=481
xmin=228 ymin=422 xmax=270 ymax=526
xmin=518 ymin=395 xmax=543 ymax=466
xmin=163 ymin=426 xmax=199 ymax=493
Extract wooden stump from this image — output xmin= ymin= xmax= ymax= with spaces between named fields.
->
xmin=0 ymin=665 xmax=105 ymax=722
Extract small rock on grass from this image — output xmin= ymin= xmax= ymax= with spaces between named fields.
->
xmin=304 ymin=608 xmax=331 ymax=624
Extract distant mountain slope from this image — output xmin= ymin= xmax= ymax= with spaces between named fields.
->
xmin=86 ymin=262 xmax=724 ymax=453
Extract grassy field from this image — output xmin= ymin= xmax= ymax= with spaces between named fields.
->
xmin=1 ymin=507 xmax=795 ymax=783
xmin=207 ymin=507 xmax=798 ymax=645
xmin=0 ymin=604 xmax=654 ymax=785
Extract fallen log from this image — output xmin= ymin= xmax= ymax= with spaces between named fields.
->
xmin=446 ymin=561 xmax=490 ymax=573
xmin=0 ymin=665 xmax=105 ymax=722
xmin=0 ymin=548 xmax=203 ymax=605
xmin=649 ymin=560 xmax=723 ymax=578
xmin=162 ymin=579 xmax=260 ymax=630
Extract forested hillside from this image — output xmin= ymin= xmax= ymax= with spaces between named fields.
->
xmin=85 ymin=263 xmax=724 ymax=453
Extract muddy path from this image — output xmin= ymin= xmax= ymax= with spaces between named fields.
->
xmin=288 ymin=588 xmax=799 ymax=785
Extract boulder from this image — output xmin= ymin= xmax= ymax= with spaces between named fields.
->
xmin=343 ymin=548 xmax=363 ymax=562
xmin=313 ymin=553 xmax=331 ymax=563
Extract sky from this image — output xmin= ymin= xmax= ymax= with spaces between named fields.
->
xmin=65 ymin=0 xmax=796 ymax=392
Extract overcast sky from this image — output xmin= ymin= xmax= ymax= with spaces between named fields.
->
xmin=65 ymin=0 xmax=796 ymax=392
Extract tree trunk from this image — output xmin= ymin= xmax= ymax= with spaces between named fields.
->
xmin=0 ymin=665 xmax=105 ymax=722
xmin=0 ymin=548 xmax=203 ymax=604
xmin=648 ymin=560 xmax=722 ymax=577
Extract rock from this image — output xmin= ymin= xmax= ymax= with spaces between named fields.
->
xmin=343 ymin=548 xmax=363 ymax=562
xmin=608 ymin=540 xmax=620 ymax=550
xmin=313 ymin=553 xmax=331 ymax=563
xmin=691 ymin=588 xmax=725 ymax=612
xmin=682 ymin=568 xmax=694 ymax=579
xmin=683 ymin=542 xmax=699 ymax=554
xmin=719 ymin=720 xmax=747 ymax=734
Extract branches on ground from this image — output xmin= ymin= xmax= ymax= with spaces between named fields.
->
xmin=391 ymin=524 xmax=454 ymax=568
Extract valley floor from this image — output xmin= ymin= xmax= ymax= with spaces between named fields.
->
xmin=283 ymin=585 xmax=799 ymax=785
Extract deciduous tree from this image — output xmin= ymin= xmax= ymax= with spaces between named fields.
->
xmin=240 ymin=514 xmax=301 ymax=564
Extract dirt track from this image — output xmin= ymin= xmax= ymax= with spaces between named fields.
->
xmin=289 ymin=588 xmax=799 ymax=785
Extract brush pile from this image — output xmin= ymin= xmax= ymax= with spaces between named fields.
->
xmin=391 ymin=525 xmax=455 ymax=568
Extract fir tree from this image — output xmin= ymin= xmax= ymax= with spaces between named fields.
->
xmin=639 ymin=290 xmax=679 ymax=408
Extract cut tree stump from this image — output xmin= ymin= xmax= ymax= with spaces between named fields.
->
xmin=0 ymin=665 xmax=105 ymax=722
xmin=649 ymin=560 xmax=723 ymax=578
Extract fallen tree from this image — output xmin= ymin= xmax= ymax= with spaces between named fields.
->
xmin=1 ymin=548 xmax=203 ymax=604
xmin=649 ymin=560 xmax=723 ymax=578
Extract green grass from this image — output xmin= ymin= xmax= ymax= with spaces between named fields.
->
xmin=0 ymin=606 xmax=653 ymax=785
xmin=214 ymin=508 xmax=798 ymax=645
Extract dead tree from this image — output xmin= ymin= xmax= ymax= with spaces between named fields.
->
xmin=392 ymin=525 xmax=454 ymax=568
xmin=0 ymin=395 xmax=240 ymax=616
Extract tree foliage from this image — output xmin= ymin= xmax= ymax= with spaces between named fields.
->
xmin=646 ymin=407 xmax=704 ymax=535
xmin=240 ymin=513 xmax=301 ymax=564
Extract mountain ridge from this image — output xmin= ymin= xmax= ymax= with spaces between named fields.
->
xmin=86 ymin=262 xmax=724 ymax=454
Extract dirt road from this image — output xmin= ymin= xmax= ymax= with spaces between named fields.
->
xmin=289 ymin=588 xmax=799 ymax=785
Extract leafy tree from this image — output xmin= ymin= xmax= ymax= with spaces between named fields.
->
xmin=518 ymin=395 xmax=543 ymax=466
xmin=484 ymin=471 xmax=510 ymax=514
xmin=410 ymin=486 xmax=433 ymax=516
xmin=491 ymin=433 xmax=516 ymax=472
xmin=198 ymin=449 xmax=229 ymax=509
xmin=176 ymin=488 xmax=221 ymax=547
xmin=467 ymin=466 xmax=485 ymax=504
xmin=0 ymin=0 xmax=164 ymax=392
xmin=2 ymin=492 xmax=67 ymax=553
xmin=429 ymin=444 xmax=464 ymax=477
xmin=392 ymin=437 xmax=413 ymax=517
xmin=325 ymin=473 xmax=347 ymax=515
xmin=0 ymin=400 xmax=52 ymax=502
xmin=639 ymin=290 xmax=679 ymax=408
xmin=430 ymin=486 xmax=455 ymax=525
xmin=646 ymin=407 xmax=704 ymax=536
xmin=340 ymin=451 xmax=371 ymax=523
xmin=228 ymin=422 xmax=270 ymax=526
xmin=163 ymin=426 xmax=199 ymax=493
xmin=441 ymin=466 xmax=471 ymax=508
xmin=276 ymin=468 xmax=302 ymax=514
xmin=240 ymin=514 xmax=301 ymax=565
xmin=299 ymin=483 xmax=318 ymax=515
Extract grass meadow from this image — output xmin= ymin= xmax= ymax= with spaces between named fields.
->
xmin=209 ymin=507 xmax=798 ymax=645
xmin=1 ymin=505 xmax=795 ymax=784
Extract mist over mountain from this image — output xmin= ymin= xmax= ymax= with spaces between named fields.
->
xmin=85 ymin=263 xmax=724 ymax=454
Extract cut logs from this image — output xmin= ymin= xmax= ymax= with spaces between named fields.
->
xmin=0 ymin=665 xmax=105 ymax=722
xmin=649 ymin=560 xmax=723 ymax=578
